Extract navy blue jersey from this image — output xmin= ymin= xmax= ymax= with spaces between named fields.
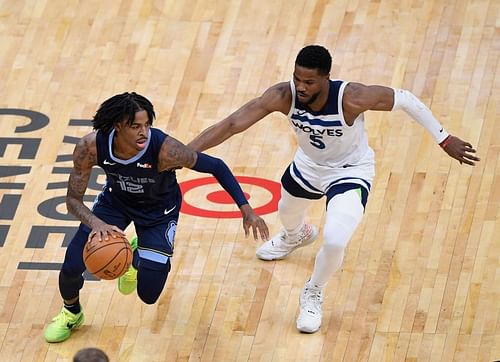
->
xmin=95 ymin=128 xmax=179 ymax=207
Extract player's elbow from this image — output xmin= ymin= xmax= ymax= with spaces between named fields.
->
xmin=210 ymin=157 xmax=227 ymax=174
xmin=65 ymin=194 xmax=82 ymax=215
xmin=224 ymin=117 xmax=245 ymax=136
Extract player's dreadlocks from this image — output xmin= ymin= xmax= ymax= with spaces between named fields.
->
xmin=295 ymin=45 xmax=332 ymax=75
xmin=92 ymin=92 xmax=156 ymax=133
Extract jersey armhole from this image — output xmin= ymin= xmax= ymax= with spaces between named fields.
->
xmin=287 ymin=80 xmax=296 ymax=118
xmin=337 ymin=80 xmax=349 ymax=126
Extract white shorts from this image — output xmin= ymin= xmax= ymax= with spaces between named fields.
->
xmin=289 ymin=148 xmax=375 ymax=196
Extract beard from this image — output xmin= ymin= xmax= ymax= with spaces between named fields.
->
xmin=304 ymin=91 xmax=320 ymax=105
xmin=298 ymin=91 xmax=320 ymax=105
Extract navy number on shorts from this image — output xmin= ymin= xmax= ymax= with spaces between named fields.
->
xmin=309 ymin=135 xmax=326 ymax=149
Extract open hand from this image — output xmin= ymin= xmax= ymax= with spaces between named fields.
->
xmin=240 ymin=204 xmax=269 ymax=241
xmin=440 ymin=135 xmax=480 ymax=166
xmin=88 ymin=222 xmax=126 ymax=242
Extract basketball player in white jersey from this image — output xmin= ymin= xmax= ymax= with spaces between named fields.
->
xmin=188 ymin=45 xmax=479 ymax=333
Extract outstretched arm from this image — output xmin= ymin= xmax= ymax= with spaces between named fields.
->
xmin=67 ymin=133 xmax=125 ymax=241
xmin=159 ymin=137 xmax=269 ymax=241
xmin=343 ymin=82 xmax=480 ymax=166
xmin=188 ymin=82 xmax=291 ymax=152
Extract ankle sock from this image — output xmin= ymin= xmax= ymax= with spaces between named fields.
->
xmin=64 ymin=300 xmax=81 ymax=314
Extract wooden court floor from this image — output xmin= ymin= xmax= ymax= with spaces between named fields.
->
xmin=0 ymin=0 xmax=498 ymax=361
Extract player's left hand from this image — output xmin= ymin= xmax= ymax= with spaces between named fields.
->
xmin=440 ymin=135 xmax=480 ymax=166
xmin=240 ymin=204 xmax=269 ymax=241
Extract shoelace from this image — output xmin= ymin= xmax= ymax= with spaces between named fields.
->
xmin=302 ymin=287 xmax=322 ymax=314
xmin=297 ymin=224 xmax=312 ymax=241
xmin=280 ymin=225 xmax=311 ymax=246
xmin=53 ymin=309 xmax=74 ymax=323
xmin=271 ymin=230 xmax=288 ymax=246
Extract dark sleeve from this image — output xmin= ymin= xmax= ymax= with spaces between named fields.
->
xmin=191 ymin=152 xmax=248 ymax=207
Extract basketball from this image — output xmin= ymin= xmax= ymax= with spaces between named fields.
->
xmin=83 ymin=235 xmax=133 ymax=280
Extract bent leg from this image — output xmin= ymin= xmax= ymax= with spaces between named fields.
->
xmin=59 ymin=225 xmax=90 ymax=301
xmin=310 ymin=188 xmax=365 ymax=287
xmin=278 ymin=187 xmax=314 ymax=234
xmin=137 ymin=258 xmax=171 ymax=304
xmin=279 ymin=164 xmax=322 ymax=234
xmin=133 ymin=217 xmax=177 ymax=304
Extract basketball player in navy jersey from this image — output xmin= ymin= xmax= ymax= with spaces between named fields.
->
xmin=44 ymin=92 xmax=269 ymax=343
xmin=188 ymin=45 xmax=480 ymax=333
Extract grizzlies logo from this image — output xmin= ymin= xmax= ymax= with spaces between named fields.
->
xmin=165 ymin=220 xmax=177 ymax=253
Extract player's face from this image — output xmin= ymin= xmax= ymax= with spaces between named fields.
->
xmin=115 ymin=110 xmax=151 ymax=152
xmin=293 ymin=65 xmax=329 ymax=106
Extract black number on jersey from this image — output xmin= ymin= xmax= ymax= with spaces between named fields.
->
xmin=309 ymin=135 xmax=326 ymax=149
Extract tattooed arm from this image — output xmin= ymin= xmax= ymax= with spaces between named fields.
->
xmin=158 ymin=136 xmax=269 ymax=241
xmin=67 ymin=133 xmax=125 ymax=241
xmin=158 ymin=135 xmax=197 ymax=171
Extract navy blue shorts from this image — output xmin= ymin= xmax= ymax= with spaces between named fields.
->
xmin=62 ymin=188 xmax=181 ymax=276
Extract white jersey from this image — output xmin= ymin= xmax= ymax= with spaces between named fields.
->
xmin=288 ymin=79 xmax=374 ymax=168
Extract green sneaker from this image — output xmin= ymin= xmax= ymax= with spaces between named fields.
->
xmin=44 ymin=307 xmax=84 ymax=343
xmin=129 ymin=236 xmax=138 ymax=252
xmin=118 ymin=236 xmax=138 ymax=295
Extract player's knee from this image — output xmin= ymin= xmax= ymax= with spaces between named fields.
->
xmin=137 ymin=282 xmax=165 ymax=305
xmin=138 ymin=291 xmax=160 ymax=305
xmin=137 ymin=258 xmax=171 ymax=305
xmin=322 ymin=213 xmax=361 ymax=255
xmin=322 ymin=227 xmax=348 ymax=254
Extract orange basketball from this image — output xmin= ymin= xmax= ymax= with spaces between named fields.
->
xmin=83 ymin=235 xmax=133 ymax=280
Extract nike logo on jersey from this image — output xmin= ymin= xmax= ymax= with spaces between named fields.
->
xmin=439 ymin=128 xmax=443 ymax=133
xmin=164 ymin=205 xmax=176 ymax=215
xmin=103 ymin=160 xmax=116 ymax=165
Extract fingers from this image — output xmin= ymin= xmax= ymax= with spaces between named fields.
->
xmin=448 ymin=142 xmax=480 ymax=166
xmin=244 ymin=218 xmax=269 ymax=241
xmin=111 ymin=227 xmax=126 ymax=237
xmin=464 ymin=154 xmax=480 ymax=162
xmin=88 ymin=227 xmax=125 ymax=242
xmin=252 ymin=226 xmax=258 ymax=241
xmin=243 ymin=223 xmax=250 ymax=238
xmin=89 ymin=231 xmax=105 ymax=242
xmin=260 ymin=223 xmax=269 ymax=240
xmin=459 ymin=150 xmax=480 ymax=165
xmin=458 ymin=155 xmax=479 ymax=166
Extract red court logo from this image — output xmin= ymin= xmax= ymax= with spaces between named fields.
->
xmin=179 ymin=176 xmax=281 ymax=218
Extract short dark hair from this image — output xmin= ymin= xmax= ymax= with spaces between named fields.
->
xmin=73 ymin=347 xmax=109 ymax=362
xmin=295 ymin=45 xmax=332 ymax=75
xmin=92 ymin=92 xmax=156 ymax=133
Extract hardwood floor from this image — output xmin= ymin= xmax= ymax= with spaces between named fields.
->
xmin=0 ymin=0 xmax=498 ymax=361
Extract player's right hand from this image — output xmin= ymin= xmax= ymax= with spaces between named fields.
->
xmin=88 ymin=222 xmax=126 ymax=242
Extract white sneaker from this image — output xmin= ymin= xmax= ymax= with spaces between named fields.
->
xmin=296 ymin=281 xmax=323 ymax=333
xmin=256 ymin=224 xmax=319 ymax=261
